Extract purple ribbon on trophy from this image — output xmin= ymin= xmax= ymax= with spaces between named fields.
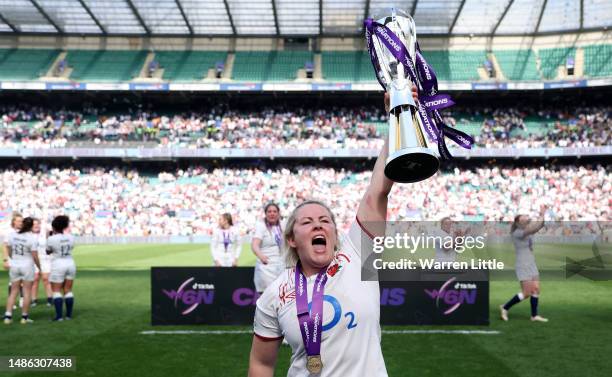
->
xmin=295 ymin=263 xmax=327 ymax=373
xmin=364 ymin=18 xmax=474 ymax=160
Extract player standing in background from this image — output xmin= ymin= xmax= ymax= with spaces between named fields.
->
xmin=47 ymin=215 xmax=77 ymax=322
xmin=32 ymin=218 xmax=53 ymax=307
xmin=3 ymin=213 xmax=23 ymax=304
xmin=433 ymin=217 xmax=460 ymax=263
xmin=211 ymin=213 xmax=241 ymax=267
xmin=500 ymin=207 xmax=548 ymax=322
xmin=251 ymin=203 xmax=285 ymax=294
xmin=3 ymin=217 xmax=40 ymax=324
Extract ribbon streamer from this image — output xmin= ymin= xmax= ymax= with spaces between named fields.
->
xmin=364 ymin=18 xmax=474 ymax=159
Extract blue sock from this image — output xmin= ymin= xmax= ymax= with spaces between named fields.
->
xmin=65 ymin=294 xmax=74 ymax=318
xmin=530 ymin=295 xmax=539 ymax=317
xmin=53 ymin=297 xmax=63 ymax=320
xmin=503 ymin=292 xmax=524 ymax=311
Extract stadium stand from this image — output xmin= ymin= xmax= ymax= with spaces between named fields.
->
xmin=267 ymin=51 xmax=313 ymax=81
xmin=538 ymin=47 xmax=576 ymax=80
xmin=0 ymin=104 xmax=609 ymax=149
xmin=0 ymin=46 xmax=610 ymax=83
xmin=0 ymin=49 xmax=59 ymax=80
xmin=65 ymin=50 xmax=147 ymax=82
xmin=232 ymin=51 xmax=271 ymax=81
xmin=494 ymin=49 xmax=541 ymax=80
xmin=321 ymin=51 xmax=375 ymax=82
xmin=155 ymin=51 xmax=227 ymax=81
xmin=232 ymin=51 xmax=312 ymax=81
xmin=420 ymin=50 xmax=487 ymax=81
xmin=0 ymin=162 xmax=607 ymax=237
xmin=583 ymin=44 xmax=612 ymax=78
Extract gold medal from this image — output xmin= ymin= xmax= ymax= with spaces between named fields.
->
xmin=306 ymin=355 xmax=323 ymax=374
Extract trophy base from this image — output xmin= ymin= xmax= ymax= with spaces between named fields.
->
xmin=385 ymin=147 xmax=440 ymax=183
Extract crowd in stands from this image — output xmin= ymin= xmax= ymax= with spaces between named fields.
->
xmin=0 ymin=104 xmax=609 ymax=149
xmin=0 ymin=163 xmax=609 ymax=237
xmin=447 ymin=106 xmax=610 ymax=148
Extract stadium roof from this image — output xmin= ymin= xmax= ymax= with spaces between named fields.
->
xmin=0 ymin=0 xmax=609 ymax=37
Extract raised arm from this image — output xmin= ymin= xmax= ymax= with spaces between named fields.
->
xmin=522 ymin=220 xmax=545 ymax=237
xmin=522 ymin=207 xmax=547 ymax=237
xmin=356 ymin=138 xmax=393 ymax=237
xmin=357 ymin=88 xmax=417 ymax=237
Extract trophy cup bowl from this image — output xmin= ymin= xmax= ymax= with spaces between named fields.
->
xmin=369 ymin=9 xmax=440 ymax=183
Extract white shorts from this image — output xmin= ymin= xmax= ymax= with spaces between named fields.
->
xmin=254 ymin=260 xmax=284 ymax=292
xmin=35 ymin=254 xmax=52 ymax=274
xmin=9 ymin=261 xmax=35 ymax=282
xmin=49 ymin=259 xmax=77 ymax=283
xmin=516 ymin=263 xmax=539 ymax=281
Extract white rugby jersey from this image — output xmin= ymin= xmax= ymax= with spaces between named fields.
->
xmin=46 ymin=234 xmax=75 ymax=259
xmin=211 ymin=226 xmax=241 ymax=260
xmin=3 ymin=228 xmax=17 ymax=245
xmin=253 ymin=220 xmax=286 ymax=261
xmin=7 ymin=231 xmax=38 ymax=262
xmin=512 ymin=229 xmax=536 ymax=266
xmin=433 ymin=227 xmax=458 ymax=263
xmin=254 ymin=219 xmax=387 ymax=377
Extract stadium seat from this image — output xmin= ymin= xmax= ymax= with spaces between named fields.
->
xmin=419 ymin=50 xmax=487 ymax=81
xmin=322 ymin=50 xmax=486 ymax=82
xmin=538 ymin=47 xmax=576 ymax=80
xmin=155 ymin=51 xmax=227 ymax=81
xmin=583 ymin=44 xmax=612 ymax=78
xmin=232 ymin=51 xmax=312 ymax=81
xmin=493 ymin=49 xmax=541 ymax=81
xmin=322 ymin=51 xmax=377 ymax=82
xmin=0 ymin=49 xmax=60 ymax=80
xmin=65 ymin=50 xmax=148 ymax=82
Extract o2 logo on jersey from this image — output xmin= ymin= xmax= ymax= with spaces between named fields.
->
xmin=424 ymin=277 xmax=477 ymax=315
xmin=309 ymin=295 xmax=358 ymax=331
xmin=162 ymin=277 xmax=214 ymax=315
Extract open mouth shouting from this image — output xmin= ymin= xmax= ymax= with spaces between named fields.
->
xmin=311 ymin=234 xmax=327 ymax=253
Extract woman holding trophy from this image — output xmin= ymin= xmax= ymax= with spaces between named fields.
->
xmin=248 ymin=85 xmax=418 ymax=376
xmin=248 ymin=7 xmax=472 ymax=375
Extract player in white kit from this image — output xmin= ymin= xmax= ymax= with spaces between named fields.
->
xmin=433 ymin=217 xmax=459 ymax=263
xmin=500 ymin=207 xmax=548 ymax=322
xmin=46 ymin=215 xmax=77 ymax=321
xmin=3 ymin=217 xmax=40 ymax=324
xmin=31 ymin=218 xmax=53 ymax=307
xmin=3 ymin=213 xmax=23 ymax=305
xmin=211 ymin=213 xmax=241 ymax=267
xmin=247 ymin=89 xmax=419 ymax=376
xmin=251 ymin=203 xmax=286 ymax=293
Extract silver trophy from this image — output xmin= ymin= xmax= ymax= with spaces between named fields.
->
xmin=369 ymin=9 xmax=439 ymax=183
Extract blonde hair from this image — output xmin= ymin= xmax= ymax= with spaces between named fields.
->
xmin=10 ymin=213 xmax=22 ymax=228
xmin=283 ymin=200 xmax=339 ymax=267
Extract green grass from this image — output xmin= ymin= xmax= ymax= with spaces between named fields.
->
xmin=1 ymin=244 xmax=611 ymax=377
